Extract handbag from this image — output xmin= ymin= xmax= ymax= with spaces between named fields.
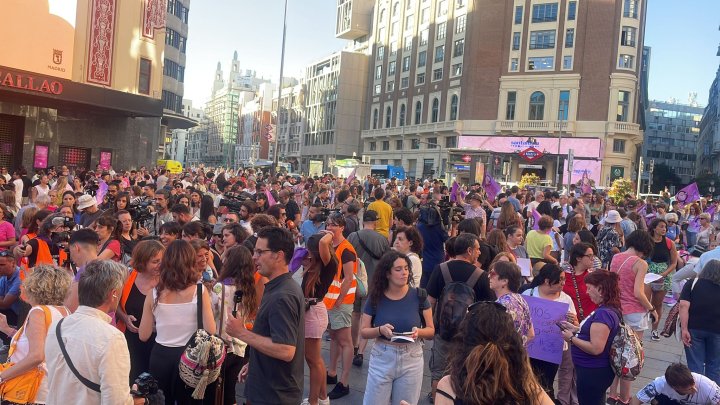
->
xmin=1 ymin=306 xmax=52 ymax=404
xmin=178 ymin=284 xmax=227 ymax=400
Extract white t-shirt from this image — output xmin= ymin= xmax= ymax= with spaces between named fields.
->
xmin=636 ymin=373 xmax=720 ymax=404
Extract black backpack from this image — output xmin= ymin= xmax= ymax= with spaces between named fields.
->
xmin=434 ymin=261 xmax=483 ymax=341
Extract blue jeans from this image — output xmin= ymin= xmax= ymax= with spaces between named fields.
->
xmin=685 ymin=329 xmax=720 ymax=384
xmin=363 ymin=341 xmax=424 ymax=405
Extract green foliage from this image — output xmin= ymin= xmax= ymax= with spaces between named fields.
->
xmin=608 ymin=178 xmax=635 ymax=203
xmin=519 ymin=173 xmax=541 ymax=189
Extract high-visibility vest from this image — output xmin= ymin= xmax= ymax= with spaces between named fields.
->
xmin=19 ymin=238 xmax=66 ymax=280
xmin=323 ymin=239 xmax=358 ymax=308
xmin=117 ymin=269 xmax=138 ymax=333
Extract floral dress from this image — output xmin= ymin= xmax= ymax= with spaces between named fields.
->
xmin=596 ymin=226 xmax=621 ymax=269
xmin=497 ymin=292 xmax=532 ymax=346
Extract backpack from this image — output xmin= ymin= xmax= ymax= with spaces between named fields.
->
xmin=355 ymin=258 xmax=369 ymax=297
xmin=434 ymin=262 xmax=483 ymax=341
xmin=609 ymin=308 xmax=644 ymax=381
xmin=419 ymin=203 xmax=442 ymax=226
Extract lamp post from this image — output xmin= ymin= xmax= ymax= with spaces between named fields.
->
xmin=271 ymin=0 xmax=288 ymax=177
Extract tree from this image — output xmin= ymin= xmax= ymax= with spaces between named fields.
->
xmin=608 ymin=178 xmax=635 ymax=203
xmin=694 ymin=172 xmax=720 ymax=195
xmin=650 ymin=163 xmax=681 ymax=194
xmin=519 ymin=173 xmax=540 ymax=189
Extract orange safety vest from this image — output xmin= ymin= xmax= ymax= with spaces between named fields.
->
xmin=323 ymin=239 xmax=358 ymax=308
xmin=117 ymin=270 xmax=138 ymax=333
xmin=19 ymin=238 xmax=67 ymax=280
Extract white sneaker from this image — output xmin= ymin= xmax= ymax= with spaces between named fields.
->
xmin=300 ymin=399 xmax=310 ymax=405
xmin=319 ymin=397 xmax=330 ymax=405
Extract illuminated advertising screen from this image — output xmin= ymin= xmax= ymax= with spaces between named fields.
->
xmin=0 ymin=0 xmax=77 ymax=79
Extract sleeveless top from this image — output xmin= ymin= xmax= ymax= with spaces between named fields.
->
xmin=609 ymin=252 xmax=645 ymax=314
xmin=152 ymin=285 xmax=200 ymax=347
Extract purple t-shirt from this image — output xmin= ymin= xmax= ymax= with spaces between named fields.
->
xmin=571 ymin=306 xmax=620 ymax=368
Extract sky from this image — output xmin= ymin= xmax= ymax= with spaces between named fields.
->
xmin=183 ymin=0 xmax=720 ymax=107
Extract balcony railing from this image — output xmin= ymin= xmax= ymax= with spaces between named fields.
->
xmin=494 ymin=120 xmax=575 ymax=133
xmin=361 ymin=121 xmax=459 ymax=138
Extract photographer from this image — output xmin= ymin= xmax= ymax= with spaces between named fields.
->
xmin=140 ymin=189 xmax=173 ymax=237
xmin=13 ymin=213 xmax=70 ymax=270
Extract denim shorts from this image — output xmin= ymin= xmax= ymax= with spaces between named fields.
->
xmin=623 ymin=312 xmax=650 ymax=332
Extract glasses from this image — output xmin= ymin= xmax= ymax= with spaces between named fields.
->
xmin=279 ymin=212 xmax=287 ymax=216
xmin=583 ymin=253 xmax=595 ymax=258
xmin=467 ymin=301 xmax=507 ymax=313
xmin=253 ymin=248 xmax=274 ymax=256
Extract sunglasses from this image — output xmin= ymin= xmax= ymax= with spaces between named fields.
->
xmin=467 ymin=301 xmax=507 ymax=313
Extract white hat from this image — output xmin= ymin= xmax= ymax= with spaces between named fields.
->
xmin=604 ymin=210 xmax=621 ymax=224
xmin=76 ymin=194 xmax=97 ymax=210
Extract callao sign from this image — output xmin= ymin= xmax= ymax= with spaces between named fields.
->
xmin=0 ymin=71 xmax=63 ymax=95
xmin=518 ymin=147 xmax=544 ymax=162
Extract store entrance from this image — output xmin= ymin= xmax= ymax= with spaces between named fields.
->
xmin=0 ymin=114 xmax=25 ymax=171
xmin=521 ymin=167 xmax=547 ymax=180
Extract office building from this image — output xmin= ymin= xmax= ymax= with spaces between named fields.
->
xmin=698 ymin=66 xmax=720 ymax=175
xmin=236 ymin=83 xmax=274 ymax=166
xmin=356 ymin=0 xmax=647 ymax=185
xmin=270 ymin=82 xmax=305 ymax=171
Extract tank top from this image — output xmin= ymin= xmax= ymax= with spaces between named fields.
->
xmin=152 ymin=285 xmax=200 ymax=347
xmin=609 ymin=252 xmax=645 ymax=314
xmin=650 ymin=237 xmax=670 ymax=263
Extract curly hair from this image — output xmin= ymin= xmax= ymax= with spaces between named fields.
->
xmin=23 ymin=264 xmax=72 ymax=305
xmin=218 ymin=245 xmax=259 ymax=318
xmin=449 ymin=302 xmax=543 ymax=405
xmin=368 ymin=251 xmax=411 ymax=308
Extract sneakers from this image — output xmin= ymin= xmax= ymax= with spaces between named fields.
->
xmin=301 ymin=397 xmax=330 ymax=405
xmin=352 ymin=353 xmax=364 ymax=367
xmin=328 ymin=382 xmax=350 ymax=400
xmin=326 ymin=373 xmax=337 ymax=385
xmin=651 ymin=330 xmax=660 ymax=341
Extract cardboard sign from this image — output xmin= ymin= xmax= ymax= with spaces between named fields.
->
xmin=523 ymin=295 xmax=569 ymax=365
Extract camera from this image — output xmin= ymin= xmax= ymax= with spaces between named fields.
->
xmin=316 ymin=207 xmax=340 ymax=224
xmin=131 ymin=372 xmax=164 ymax=405
xmin=219 ymin=192 xmax=252 ymax=213
xmin=129 ymin=200 xmax=153 ymax=224
xmin=84 ymin=180 xmax=99 ymax=196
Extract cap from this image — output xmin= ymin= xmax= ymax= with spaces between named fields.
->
xmin=363 ymin=210 xmax=379 ymax=222
xmin=76 ymin=194 xmax=97 ymax=210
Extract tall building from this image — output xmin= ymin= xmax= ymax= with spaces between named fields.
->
xmin=301 ymin=51 xmax=369 ymax=173
xmin=357 ymin=0 xmax=647 ymax=185
xmin=642 ymin=100 xmax=702 ymax=189
xmin=182 ymin=99 xmax=205 ymax=121
xmin=697 ymin=66 xmax=720 ymax=175
xmin=270 ymin=82 xmax=305 ymax=171
xmin=236 ymin=83 xmax=274 ymax=166
xmin=185 ymin=120 xmax=208 ymax=167
xmin=0 ymin=0 xmax=166 ymax=170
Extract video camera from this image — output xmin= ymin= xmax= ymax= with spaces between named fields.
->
xmin=129 ymin=199 xmax=153 ymax=224
xmin=316 ymin=207 xmax=340 ymax=223
xmin=84 ymin=180 xmax=100 ymax=196
xmin=49 ymin=217 xmax=76 ymax=245
xmin=218 ymin=192 xmax=253 ymax=213
xmin=131 ymin=372 xmax=164 ymax=405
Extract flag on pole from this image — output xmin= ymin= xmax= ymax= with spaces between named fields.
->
xmin=532 ymin=208 xmax=542 ymax=231
xmin=675 ymin=182 xmax=700 ymax=207
xmin=96 ymin=181 xmax=108 ymax=205
xmin=482 ymin=173 xmax=502 ymax=202
xmin=345 ymin=167 xmax=357 ymax=185
xmin=265 ymin=188 xmax=277 ymax=207
xmin=581 ymin=170 xmax=592 ymax=195
xmin=705 ymin=204 xmax=716 ymax=217
xmin=450 ymin=181 xmax=460 ymax=202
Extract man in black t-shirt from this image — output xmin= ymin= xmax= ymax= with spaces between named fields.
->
xmin=426 ymin=233 xmax=494 ymax=402
xmin=226 ymin=227 xmax=304 ymax=405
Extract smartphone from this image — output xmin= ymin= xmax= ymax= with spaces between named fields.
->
xmin=555 ymin=321 xmax=566 ymax=331
xmin=392 ymin=332 xmax=414 ymax=336
xmin=232 ymin=290 xmax=243 ymax=317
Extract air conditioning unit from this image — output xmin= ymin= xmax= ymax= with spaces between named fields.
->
xmin=362 ymin=155 xmax=371 ymax=164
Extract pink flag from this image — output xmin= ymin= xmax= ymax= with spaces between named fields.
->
xmin=96 ymin=181 xmax=108 ymax=205
xmin=482 ymin=173 xmax=502 ymax=202
xmin=532 ymin=208 xmax=542 ymax=230
xmin=265 ymin=188 xmax=277 ymax=206
xmin=345 ymin=168 xmax=356 ymax=185
xmin=581 ymin=170 xmax=592 ymax=195
xmin=675 ymin=182 xmax=700 ymax=207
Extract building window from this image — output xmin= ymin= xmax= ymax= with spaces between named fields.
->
xmin=400 ymin=77 xmax=410 ymax=89
xmin=437 ymin=0 xmax=448 ymax=16
xmin=506 ymin=91 xmax=516 ymax=120
xmin=389 ymin=61 xmax=396 ymax=75
xmin=558 ymin=90 xmax=570 ymax=120
xmin=433 ymin=68 xmax=443 ymax=81
xmin=617 ymin=91 xmax=630 ymax=122
xmin=446 ymin=136 xmax=457 ymax=148
xmin=613 ymin=139 xmax=626 ymax=153
xmin=437 ymin=22 xmax=447 ymax=40
xmin=375 ymin=65 xmax=382 ymax=80
xmin=418 ymin=51 xmax=427 ymax=67
xmin=510 ymin=58 xmax=519 ymax=71
xmin=434 ymin=45 xmax=445 ymax=62
xmin=405 ymin=14 xmax=414 ymax=30
xmin=379 ymin=27 xmax=386 ymax=40
xmin=431 ymin=98 xmax=440 ymax=122
xmin=532 ymin=3 xmax=558 ymax=23
xmin=370 ymin=141 xmax=377 ymax=151
xmin=397 ymin=139 xmax=404 ymax=149
xmin=377 ymin=46 xmax=385 ymax=60
xmin=565 ymin=28 xmax=574 ymax=47
xmin=372 ymin=108 xmax=379 ymax=129
xmin=393 ymin=1 xmax=400 ymax=16
xmin=139 ymin=58 xmax=151 ymax=95
xmin=412 ymin=139 xmax=420 ymax=149
xmin=399 ymin=104 xmax=406 ymax=126
xmin=382 ymin=140 xmax=390 ymax=151
xmin=420 ymin=29 xmax=429 ymax=46
xmin=415 ymin=101 xmax=422 ymax=124
xmin=450 ymin=94 xmax=458 ymax=120
xmin=528 ymin=56 xmax=554 ymax=71
xmin=387 ymin=81 xmax=395 ymax=92
xmin=428 ymin=137 xmax=438 ymax=148
xmin=514 ymin=6 xmax=523 ymax=24
xmin=623 ymin=0 xmax=638 ymax=18
xmin=563 ymin=55 xmax=573 ymax=70
xmin=385 ymin=106 xmax=392 ymax=128
xmin=421 ymin=7 xmax=430 ymax=24
xmin=512 ymin=32 xmax=521 ymax=50
xmin=403 ymin=56 xmax=411 ymax=72
xmin=391 ymin=21 xmax=399 ymax=37
xmin=618 ymin=54 xmax=634 ymax=69
xmin=374 ymin=84 xmax=382 ymax=95
xmin=529 ymin=30 xmax=556 ymax=49
xmin=452 ymin=63 xmax=462 ymax=76
xmin=568 ymin=1 xmax=577 ymax=20
xmin=456 ymin=14 xmax=467 ymax=33
xmin=390 ymin=41 xmax=398 ymax=54
xmin=453 ymin=38 xmax=465 ymax=57
xmin=404 ymin=36 xmax=413 ymax=51
xmin=621 ymin=26 xmax=637 ymax=47
xmin=529 ymin=91 xmax=545 ymax=120
xmin=416 ymin=72 xmax=426 ymax=85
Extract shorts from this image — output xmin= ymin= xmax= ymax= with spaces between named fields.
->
xmin=353 ymin=294 xmax=365 ymax=313
xmin=305 ymin=301 xmax=329 ymax=339
xmin=429 ymin=335 xmax=451 ymax=381
xmin=327 ymin=303 xmax=353 ymax=330
xmin=623 ymin=312 xmax=650 ymax=332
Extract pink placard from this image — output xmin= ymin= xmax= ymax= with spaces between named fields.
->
xmin=458 ymin=136 xmax=602 ymax=159
xmin=563 ymin=159 xmax=602 ymax=185
xmin=99 ymin=151 xmax=112 ymax=170
xmin=34 ymin=145 xmax=48 ymax=169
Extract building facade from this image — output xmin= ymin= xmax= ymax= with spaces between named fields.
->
xmin=357 ymin=0 xmax=647 ymax=185
xmin=301 ymin=51 xmax=369 ymax=173
xmin=642 ymin=100 xmax=702 ymax=189
xmin=0 ymin=0 xmax=165 ymax=171
xmin=236 ymin=83 xmax=274 ymax=167
xmin=270 ymin=83 xmax=305 ymax=171
xmin=698 ymin=67 xmax=720 ymax=176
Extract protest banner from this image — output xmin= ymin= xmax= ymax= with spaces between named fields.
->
xmin=522 ymin=295 xmax=569 ymax=365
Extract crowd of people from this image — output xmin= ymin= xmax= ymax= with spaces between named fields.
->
xmin=0 ymin=164 xmax=717 ymax=405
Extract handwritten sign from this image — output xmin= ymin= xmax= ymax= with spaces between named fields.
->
xmin=517 ymin=258 xmax=532 ymax=277
xmin=522 ymin=295 xmax=569 ymax=365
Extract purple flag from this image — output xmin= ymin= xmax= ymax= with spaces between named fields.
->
xmin=345 ymin=168 xmax=356 ymax=185
xmin=482 ymin=173 xmax=502 ymax=202
xmin=96 ymin=181 xmax=108 ymax=205
xmin=705 ymin=205 xmax=716 ymax=217
xmin=450 ymin=181 xmax=460 ymax=202
xmin=265 ymin=188 xmax=277 ymax=206
xmin=581 ymin=170 xmax=592 ymax=195
xmin=532 ymin=208 xmax=542 ymax=230
xmin=675 ymin=183 xmax=700 ymax=208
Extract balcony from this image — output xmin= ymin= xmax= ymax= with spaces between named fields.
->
xmin=606 ymin=121 xmax=642 ymax=141
xmin=361 ymin=121 xmax=459 ymax=139
xmin=494 ymin=120 xmax=576 ymax=134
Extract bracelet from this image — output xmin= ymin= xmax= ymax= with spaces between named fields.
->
xmin=377 ymin=326 xmax=381 ymax=337
xmin=647 ymin=307 xmax=655 ymax=312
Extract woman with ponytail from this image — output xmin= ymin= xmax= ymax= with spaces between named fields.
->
xmin=522 ymin=263 xmax=579 ymax=401
xmin=435 ymin=301 xmax=553 ymax=405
